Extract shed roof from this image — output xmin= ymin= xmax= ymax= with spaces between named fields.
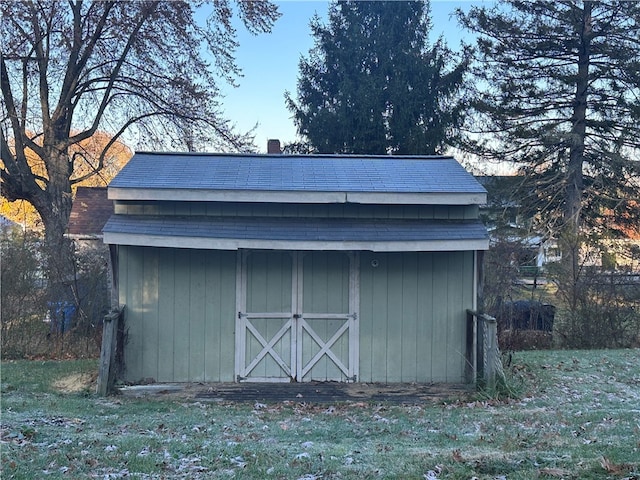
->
xmin=109 ymin=152 xmax=486 ymax=205
xmin=103 ymin=215 xmax=488 ymax=252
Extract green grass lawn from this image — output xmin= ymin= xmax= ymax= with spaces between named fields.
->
xmin=2 ymin=349 xmax=639 ymax=479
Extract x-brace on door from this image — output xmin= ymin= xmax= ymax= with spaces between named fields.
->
xmin=235 ymin=251 xmax=359 ymax=383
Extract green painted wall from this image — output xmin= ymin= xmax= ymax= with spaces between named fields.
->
xmin=119 ymin=247 xmax=475 ymax=384
xmin=359 ymin=251 xmax=474 ymax=383
xmin=119 ymin=246 xmax=236 ymax=382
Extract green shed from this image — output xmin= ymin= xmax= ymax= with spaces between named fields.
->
xmin=103 ymin=152 xmax=488 ymax=384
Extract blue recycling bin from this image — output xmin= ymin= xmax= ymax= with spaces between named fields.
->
xmin=47 ymin=301 xmax=76 ymax=334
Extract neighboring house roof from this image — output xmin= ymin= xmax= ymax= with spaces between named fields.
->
xmin=103 ymin=215 xmax=489 ymax=252
xmin=108 ymin=152 xmax=487 ymax=205
xmin=67 ymin=187 xmax=113 ymax=238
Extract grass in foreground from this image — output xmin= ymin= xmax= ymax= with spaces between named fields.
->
xmin=1 ymin=350 xmax=639 ymax=479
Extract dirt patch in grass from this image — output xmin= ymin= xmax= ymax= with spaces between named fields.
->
xmin=52 ymin=372 xmax=97 ymax=393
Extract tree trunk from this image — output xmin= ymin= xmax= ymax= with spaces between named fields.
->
xmin=32 ymin=147 xmax=76 ymax=310
xmin=563 ymin=2 xmax=592 ymax=278
xmin=565 ymin=2 xmax=591 ymax=231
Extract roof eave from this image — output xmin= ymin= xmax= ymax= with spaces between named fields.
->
xmin=103 ymin=231 xmax=489 ymax=252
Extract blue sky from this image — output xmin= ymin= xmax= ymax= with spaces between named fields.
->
xmin=220 ymin=1 xmax=488 ymax=153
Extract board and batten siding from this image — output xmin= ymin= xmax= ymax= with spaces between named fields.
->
xmin=359 ymin=251 xmax=475 ymax=383
xmin=118 ymin=246 xmax=236 ymax=383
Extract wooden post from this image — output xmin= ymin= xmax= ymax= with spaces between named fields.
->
xmin=484 ymin=315 xmax=498 ymax=393
xmin=465 ymin=310 xmax=476 ymax=383
xmin=476 ymin=312 xmax=486 ymax=383
xmin=467 ymin=310 xmax=498 ymax=391
xmin=97 ymin=307 xmax=123 ymax=396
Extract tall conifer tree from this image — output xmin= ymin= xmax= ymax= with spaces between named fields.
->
xmin=287 ymin=1 xmax=469 ymax=155
xmin=458 ymin=1 xmax=640 ymax=238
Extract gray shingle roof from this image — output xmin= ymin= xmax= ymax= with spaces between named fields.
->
xmin=110 ymin=152 xmax=486 ymax=195
xmin=103 ymin=215 xmax=489 ymax=252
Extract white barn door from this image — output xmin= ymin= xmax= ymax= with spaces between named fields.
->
xmin=236 ymin=251 xmax=359 ymax=382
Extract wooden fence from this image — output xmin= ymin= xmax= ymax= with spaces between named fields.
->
xmin=466 ymin=309 xmax=503 ymax=392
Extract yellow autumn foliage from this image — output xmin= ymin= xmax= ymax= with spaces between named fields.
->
xmin=1 ymin=132 xmax=132 ymax=231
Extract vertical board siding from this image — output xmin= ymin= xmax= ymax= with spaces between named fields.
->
xmin=369 ymin=255 xmax=389 ymax=381
xmin=205 ymin=252 xmax=236 ymax=381
xmin=203 ymin=252 xmax=218 ymax=381
xmin=416 ymin=253 xmax=434 ymax=381
xmin=219 ymin=253 xmax=237 ymax=382
xmin=157 ymin=249 xmax=175 ymax=381
xmin=358 ymin=262 xmax=373 ymax=383
xmin=188 ymin=249 xmax=206 ymax=381
xmin=120 ymin=246 xmax=236 ymax=382
xmin=430 ymin=253 xmax=449 ymax=381
xmin=400 ymin=254 xmax=419 ymax=381
xmin=385 ymin=257 xmax=403 ymax=382
xmin=127 ymin=247 xmax=143 ymax=381
xmin=172 ymin=249 xmax=191 ymax=381
xmin=359 ymin=251 xmax=474 ymax=383
xmin=141 ymin=249 xmax=159 ymax=381
xmin=446 ymin=253 xmax=466 ymax=381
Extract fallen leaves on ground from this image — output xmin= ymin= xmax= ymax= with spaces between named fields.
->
xmin=451 ymin=449 xmax=463 ymax=462
xmin=539 ymin=467 xmax=573 ymax=477
xmin=600 ymin=456 xmax=632 ymax=475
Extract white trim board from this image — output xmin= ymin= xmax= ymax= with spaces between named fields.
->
xmin=103 ymin=231 xmax=489 ymax=252
xmin=108 ymin=187 xmax=486 ymax=206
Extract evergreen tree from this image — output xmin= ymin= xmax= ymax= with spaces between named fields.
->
xmin=286 ymin=1 xmax=469 ymax=155
xmin=457 ymin=1 xmax=640 ymax=238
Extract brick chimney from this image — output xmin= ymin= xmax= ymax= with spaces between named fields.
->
xmin=267 ymin=139 xmax=281 ymax=154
